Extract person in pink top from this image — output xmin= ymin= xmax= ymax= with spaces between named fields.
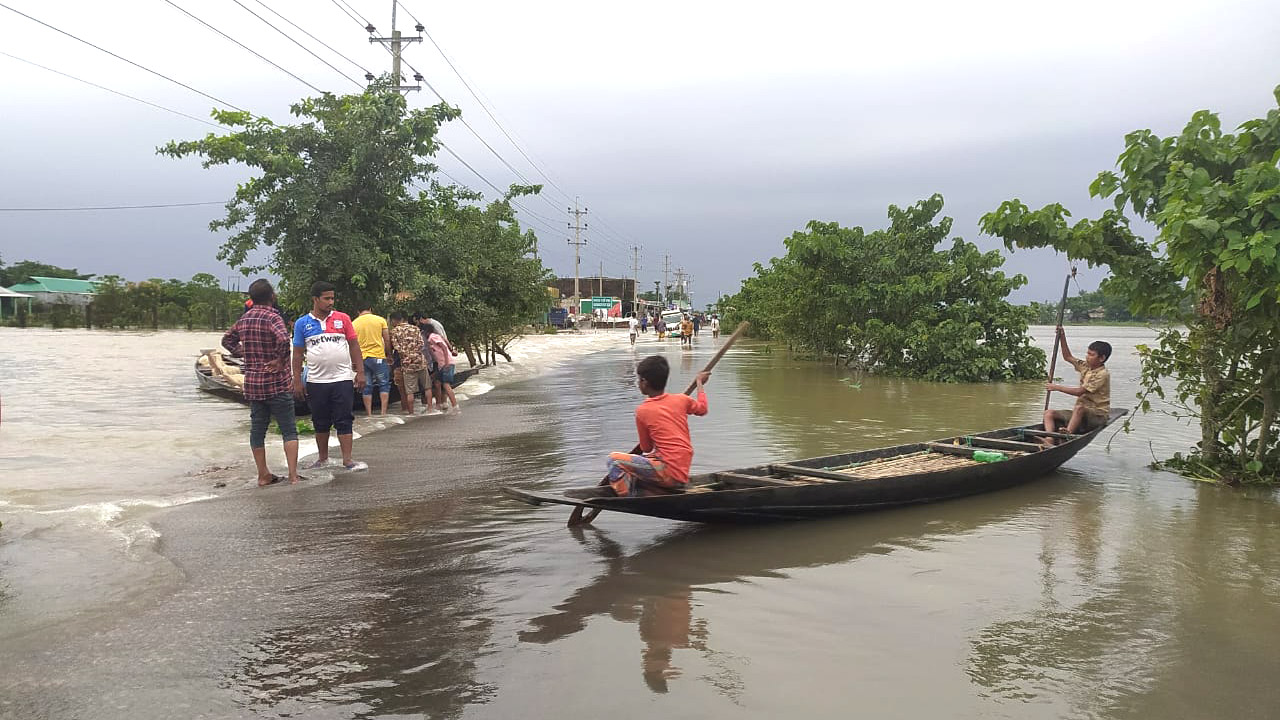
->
xmin=603 ymin=355 xmax=709 ymax=497
xmin=424 ymin=322 xmax=460 ymax=414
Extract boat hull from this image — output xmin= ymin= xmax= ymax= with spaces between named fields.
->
xmin=503 ymin=409 xmax=1126 ymax=524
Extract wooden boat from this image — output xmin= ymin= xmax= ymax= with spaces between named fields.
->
xmin=195 ymin=350 xmax=475 ymax=414
xmin=503 ymin=408 xmax=1127 ymax=524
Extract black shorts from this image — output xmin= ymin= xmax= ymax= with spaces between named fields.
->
xmin=307 ymin=380 xmax=354 ymax=434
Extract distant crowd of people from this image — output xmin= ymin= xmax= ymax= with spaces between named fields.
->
xmin=220 ymin=278 xmax=461 ymax=487
xmin=627 ymin=312 xmax=720 ymax=346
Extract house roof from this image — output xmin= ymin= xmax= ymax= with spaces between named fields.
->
xmin=6 ymin=276 xmax=98 ymax=294
xmin=0 ymin=285 xmax=33 ymax=298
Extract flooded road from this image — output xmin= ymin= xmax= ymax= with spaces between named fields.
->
xmin=2 ymin=325 xmax=1279 ymax=719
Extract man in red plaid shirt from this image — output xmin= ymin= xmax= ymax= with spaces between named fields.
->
xmin=222 ymin=279 xmax=300 ymax=486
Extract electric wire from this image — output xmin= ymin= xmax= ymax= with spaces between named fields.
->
xmin=158 ymin=0 xmax=325 ymax=94
xmin=0 ymin=50 xmax=226 ymax=129
xmin=326 ymin=0 xmax=364 ymax=28
xmin=0 ymin=201 xmax=225 ymax=212
xmin=0 ymin=1 xmax=245 ymax=111
xmin=230 ymin=0 xmax=365 ymax=88
xmin=333 ymin=0 xmax=372 ymax=27
xmin=250 ymin=0 xmax=370 ymax=76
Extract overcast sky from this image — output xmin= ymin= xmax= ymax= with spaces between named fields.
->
xmin=2 ymin=0 xmax=1278 ymax=303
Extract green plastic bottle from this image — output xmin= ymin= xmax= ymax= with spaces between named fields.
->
xmin=972 ymin=450 xmax=1007 ymax=463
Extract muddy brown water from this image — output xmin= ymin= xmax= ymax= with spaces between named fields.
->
xmin=2 ymin=325 xmax=1278 ymax=719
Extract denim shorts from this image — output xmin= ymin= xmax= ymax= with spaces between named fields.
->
xmin=362 ymin=357 xmax=391 ymax=396
xmin=249 ymin=391 xmax=298 ymax=449
xmin=307 ymin=380 xmax=354 ymax=434
xmin=438 ymin=364 xmax=456 ymax=385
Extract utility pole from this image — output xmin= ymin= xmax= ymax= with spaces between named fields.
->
xmin=662 ymin=254 xmax=671 ymax=308
xmin=368 ymin=1 xmax=422 ymax=92
xmin=598 ymin=261 xmax=604 ymax=297
xmin=567 ymin=199 xmax=588 ymax=314
xmin=631 ymin=245 xmax=640 ymax=316
xmin=673 ymin=267 xmax=688 ymax=307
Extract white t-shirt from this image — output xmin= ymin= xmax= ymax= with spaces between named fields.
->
xmin=711 ymin=318 xmax=720 ymax=330
xmin=628 ymin=317 xmax=639 ymax=334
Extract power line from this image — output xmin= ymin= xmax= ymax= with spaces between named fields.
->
xmin=326 ymin=0 xmax=364 ymax=28
xmin=251 ymin=0 xmax=369 ymax=76
xmin=159 ymin=0 xmax=325 ymax=94
xmin=0 ymin=1 xmax=244 ymax=111
xmin=0 ymin=201 xmax=225 ymax=212
xmin=231 ymin=0 xmax=366 ymax=88
xmin=333 ymin=0 xmax=372 ymax=27
xmin=0 ymin=50 xmax=225 ymax=129
xmin=414 ymin=17 xmax=573 ymax=203
xmin=439 ymin=143 xmax=507 ymax=196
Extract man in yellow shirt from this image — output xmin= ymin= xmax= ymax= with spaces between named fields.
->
xmin=352 ymin=305 xmax=392 ymax=417
xmin=1044 ymin=326 xmax=1111 ymax=441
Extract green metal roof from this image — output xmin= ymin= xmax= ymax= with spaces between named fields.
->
xmin=7 ymin=277 xmax=99 ymax=294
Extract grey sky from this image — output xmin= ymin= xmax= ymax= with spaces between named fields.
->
xmin=2 ymin=0 xmax=1278 ymax=303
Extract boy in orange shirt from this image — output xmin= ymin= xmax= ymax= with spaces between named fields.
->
xmin=604 ymin=355 xmax=709 ymax=496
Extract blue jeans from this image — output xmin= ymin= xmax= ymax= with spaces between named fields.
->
xmin=249 ymin=392 xmax=298 ymax=449
xmin=362 ymin=357 xmax=391 ymax=396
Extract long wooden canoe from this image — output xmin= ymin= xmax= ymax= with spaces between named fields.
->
xmin=502 ymin=408 xmax=1127 ymax=523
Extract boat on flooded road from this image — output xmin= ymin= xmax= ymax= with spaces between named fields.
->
xmin=503 ymin=409 xmax=1127 ymax=524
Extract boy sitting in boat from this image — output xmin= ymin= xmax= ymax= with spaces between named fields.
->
xmin=602 ymin=355 xmax=710 ymax=496
xmin=1043 ymin=326 xmax=1111 ymax=442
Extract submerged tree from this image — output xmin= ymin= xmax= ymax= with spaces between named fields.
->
xmin=724 ymin=195 xmax=1045 ymax=382
xmin=981 ymin=86 xmax=1280 ymax=483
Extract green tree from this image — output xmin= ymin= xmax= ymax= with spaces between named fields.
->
xmin=159 ymin=80 xmax=460 ymax=310
xmin=724 ymin=195 xmax=1045 ymax=382
xmin=981 ymin=86 xmax=1280 ymax=482
xmin=0 ymin=259 xmax=93 ymax=287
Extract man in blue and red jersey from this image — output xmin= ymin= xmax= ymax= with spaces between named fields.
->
xmin=222 ymin=278 xmax=300 ymax=486
xmin=292 ymin=281 xmax=368 ymax=472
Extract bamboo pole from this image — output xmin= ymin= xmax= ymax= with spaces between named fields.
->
xmin=1044 ymin=270 xmax=1075 ymax=411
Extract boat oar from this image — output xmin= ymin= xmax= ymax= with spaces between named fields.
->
xmin=1044 ymin=268 xmax=1076 ymax=411
xmin=567 ymin=321 xmax=750 ymax=527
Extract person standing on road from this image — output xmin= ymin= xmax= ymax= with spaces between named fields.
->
xmin=424 ymin=322 xmax=460 ymax=414
xmin=628 ymin=314 xmax=639 ymax=346
xmin=710 ymin=315 xmax=720 ymax=339
xmin=389 ymin=311 xmax=430 ymax=415
xmin=292 ymin=281 xmax=367 ymax=471
xmin=222 ymin=278 xmax=301 ymax=486
xmin=352 ymin=304 xmax=392 ymax=418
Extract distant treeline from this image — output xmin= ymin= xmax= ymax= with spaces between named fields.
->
xmin=1 ymin=257 xmax=245 ymax=330
xmin=1020 ymin=286 xmax=1185 ymax=324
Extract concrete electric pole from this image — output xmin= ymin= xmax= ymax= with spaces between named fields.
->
xmin=567 ymin=200 xmax=588 ymax=314
xmin=368 ymin=1 xmax=422 ymax=92
xmin=631 ymin=245 xmax=640 ymax=316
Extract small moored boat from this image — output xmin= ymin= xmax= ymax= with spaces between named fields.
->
xmin=195 ymin=350 xmax=474 ymax=414
xmin=503 ymin=408 xmax=1127 ymax=524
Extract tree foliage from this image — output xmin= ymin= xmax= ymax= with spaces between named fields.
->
xmin=981 ymin=86 xmax=1280 ymax=482
xmin=0 ymin=257 xmax=93 ymax=287
xmin=159 ymin=80 xmax=458 ymax=309
xmin=159 ymin=80 xmax=551 ymax=352
xmin=723 ymin=195 xmax=1045 ymax=382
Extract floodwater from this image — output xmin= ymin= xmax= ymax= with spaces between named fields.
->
xmin=2 ymin=325 xmax=1279 ymax=719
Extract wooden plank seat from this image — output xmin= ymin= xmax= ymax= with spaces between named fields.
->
xmin=948 ymin=436 xmax=1046 ymax=453
xmin=714 ymin=472 xmax=811 ymax=488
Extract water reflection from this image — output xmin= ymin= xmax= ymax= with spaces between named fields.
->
xmin=519 ymin=483 xmax=1079 ymax=697
xmin=966 ymin=476 xmax=1280 ymax=717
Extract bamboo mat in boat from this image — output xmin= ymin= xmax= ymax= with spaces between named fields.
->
xmin=831 ymin=447 xmax=1027 ymax=480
